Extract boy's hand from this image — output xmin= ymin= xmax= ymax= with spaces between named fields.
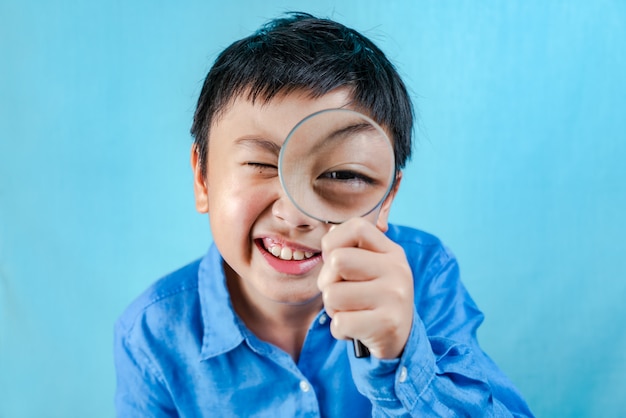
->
xmin=318 ymin=218 xmax=414 ymax=359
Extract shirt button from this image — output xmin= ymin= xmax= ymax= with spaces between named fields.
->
xmin=398 ymin=366 xmax=408 ymax=383
xmin=318 ymin=313 xmax=328 ymax=325
xmin=299 ymin=380 xmax=311 ymax=392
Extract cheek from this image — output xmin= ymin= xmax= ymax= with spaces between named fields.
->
xmin=208 ymin=175 xmax=278 ymax=233
xmin=209 ymin=179 xmax=278 ymax=266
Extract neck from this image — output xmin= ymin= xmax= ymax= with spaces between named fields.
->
xmin=225 ymin=266 xmax=323 ymax=361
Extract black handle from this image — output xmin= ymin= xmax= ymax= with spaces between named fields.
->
xmin=353 ymin=339 xmax=370 ymax=358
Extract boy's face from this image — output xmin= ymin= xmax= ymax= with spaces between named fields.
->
xmin=192 ymin=89 xmax=396 ymax=307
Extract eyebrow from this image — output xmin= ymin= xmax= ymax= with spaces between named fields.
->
xmin=234 ymin=137 xmax=282 ymax=155
xmin=317 ymin=122 xmax=383 ymax=152
xmin=326 ymin=123 xmax=377 ymax=143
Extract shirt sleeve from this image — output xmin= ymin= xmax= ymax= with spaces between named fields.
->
xmin=348 ymin=242 xmax=534 ymax=417
xmin=113 ymin=320 xmax=178 ymax=417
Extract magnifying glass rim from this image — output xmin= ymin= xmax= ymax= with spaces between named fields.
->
xmin=278 ymin=108 xmax=396 ymax=224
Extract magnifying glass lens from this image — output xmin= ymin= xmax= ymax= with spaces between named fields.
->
xmin=279 ymin=109 xmax=395 ymax=224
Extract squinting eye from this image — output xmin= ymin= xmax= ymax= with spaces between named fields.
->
xmin=247 ymin=162 xmax=276 ymax=168
xmin=245 ymin=162 xmax=278 ymax=175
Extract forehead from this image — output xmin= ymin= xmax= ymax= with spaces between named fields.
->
xmin=208 ymin=88 xmax=357 ymax=142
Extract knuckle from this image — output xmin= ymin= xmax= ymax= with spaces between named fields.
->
xmin=320 ymin=233 xmax=332 ymax=253
xmin=380 ymin=313 xmax=400 ymax=332
xmin=389 ymin=283 xmax=410 ymax=304
xmin=327 ymin=249 xmax=348 ymax=272
xmin=322 ymin=287 xmax=336 ymax=308
xmin=329 ymin=314 xmax=344 ymax=339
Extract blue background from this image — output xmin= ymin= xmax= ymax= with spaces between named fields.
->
xmin=1 ymin=1 xmax=625 ymax=416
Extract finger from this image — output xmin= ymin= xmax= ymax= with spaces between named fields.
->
xmin=322 ymin=280 xmax=377 ymax=316
xmin=322 ymin=217 xmax=395 ymax=254
xmin=330 ymin=309 xmax=409 ymax=359
xmin=317 ymin=247 xmax=385 ymax=291
xmin=329 ymin=309 xmax=377 ymax=342
xmin=317 ymin=248 xmax=374 ymax=290
xmin=317 ymin=256 xmax=341 ymax=292
xmin=322 ymin=247 xmax=392 ymax=283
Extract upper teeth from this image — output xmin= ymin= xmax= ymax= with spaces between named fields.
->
xmin=267 ymin=243 xmax=314 ymax=261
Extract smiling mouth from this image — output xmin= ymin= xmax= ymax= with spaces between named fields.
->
xmin=256 ymin=238 xmax=322 ymax=275
xmin=259 ymin=238 xmax=319 ymax=261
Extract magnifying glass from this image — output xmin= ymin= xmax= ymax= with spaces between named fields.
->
xmin=278 ymin=108 xmax=396 ymax=358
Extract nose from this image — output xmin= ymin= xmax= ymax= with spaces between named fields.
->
xmin=272 ymin=194 xmax=316 ymax=230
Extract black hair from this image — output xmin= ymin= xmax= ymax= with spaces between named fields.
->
xmin=191 ymin=12 xmax=414 ymax=176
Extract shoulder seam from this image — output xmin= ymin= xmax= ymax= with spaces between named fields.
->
xmin=117 ymin=282 xmax=199 ymax=335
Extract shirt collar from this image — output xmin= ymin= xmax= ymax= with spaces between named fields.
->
xmin=198 ymin=244 xmax=245 ymax=360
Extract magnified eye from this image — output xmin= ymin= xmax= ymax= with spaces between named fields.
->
xmin=313 ymin=168 xmax=379 ymax=210
xmin=278 ymin=108 xmax=395 ymax=222
xmin=318 ymin=170 xmax=375 ymax=185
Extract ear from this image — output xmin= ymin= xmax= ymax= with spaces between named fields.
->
xmin=375 ymin=172 xmax=403 ymax=232
xmin=191 ymin=144 xmax=209 ymax=214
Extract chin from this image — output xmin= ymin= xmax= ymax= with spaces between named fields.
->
xmin=258 ymin=277 xmax=322 ymax=306
xmin=271 ymin=291 xmax=323 ymax=306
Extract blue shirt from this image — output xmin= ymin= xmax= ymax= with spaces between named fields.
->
xmin=114 ymin=224 xmax=533 ymax=417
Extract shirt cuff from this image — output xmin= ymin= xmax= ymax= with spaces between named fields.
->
xmin=348 ymin=307 xmax=436 ymax=411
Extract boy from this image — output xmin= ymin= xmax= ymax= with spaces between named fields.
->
xmin=114 ymin=12 xmax=533 ymax=417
